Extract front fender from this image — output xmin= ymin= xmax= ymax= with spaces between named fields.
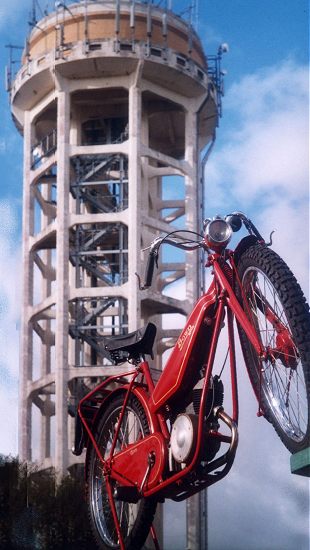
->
xmin=233 ymin=235 xmax=260 ymax=266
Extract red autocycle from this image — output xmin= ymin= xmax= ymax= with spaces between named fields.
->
xmin=74 ymin=212 xmax=310 ymax=550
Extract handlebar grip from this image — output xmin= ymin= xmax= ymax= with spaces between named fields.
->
xmin=143 ymin=251 xmax=157 ymax=288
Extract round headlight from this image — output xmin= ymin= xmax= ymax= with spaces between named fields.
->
xmin=205 ymin=219 xmax=232 ymax=250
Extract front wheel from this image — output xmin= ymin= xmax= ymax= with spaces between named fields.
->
xmin=87 ymin=394 xmax=157 ymax=550
xmin=236 ymin=244 xmax=310 ymax=454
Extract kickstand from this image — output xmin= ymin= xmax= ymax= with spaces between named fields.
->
xmin=150 ymin=524 xmax=161 ymax=550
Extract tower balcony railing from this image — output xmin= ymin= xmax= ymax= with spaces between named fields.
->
xmin=31 ymin=129 xmax=57 ymax=169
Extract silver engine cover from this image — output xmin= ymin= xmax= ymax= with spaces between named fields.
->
xmin=170 ymin=414 xmax=198 ymax=464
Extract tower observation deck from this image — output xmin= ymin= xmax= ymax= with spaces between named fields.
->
xmin=10 ymin=0 xmax=220 ymax=485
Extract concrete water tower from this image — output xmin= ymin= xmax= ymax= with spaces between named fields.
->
xmin=9 ymin=0 xmax=221 ymax=545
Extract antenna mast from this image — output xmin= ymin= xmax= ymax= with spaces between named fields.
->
xmin=31 ymin=0 xmax=37 ymax=25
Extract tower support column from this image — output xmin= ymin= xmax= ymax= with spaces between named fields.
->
xmin=128 ymin=70 xmax=143 ymax=331
xmin=185 ymin=100 xmax=210 ymax=550
xmin=55 ymin=84 xmax=71 ymax=474
xmin=19 ymin=110 xmax=34 ymax=462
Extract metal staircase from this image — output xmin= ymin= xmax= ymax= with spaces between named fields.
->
xmin=69 ymin=154 xmax=129 ymax=367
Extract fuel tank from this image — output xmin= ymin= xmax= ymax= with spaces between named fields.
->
xmin=149 ymin=284 xmax=217 ymax=414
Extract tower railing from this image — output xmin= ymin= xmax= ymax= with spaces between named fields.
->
xmin=31 ymin=129 xmax=57 ymax=169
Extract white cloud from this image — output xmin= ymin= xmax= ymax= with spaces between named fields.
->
xmin=219 ymin=108 xmax=307 ymax=202
xmin=0 ymin=385 xmax=18 ymax=456
xmin=205 ymin=58 xmax=309 ymax=296
xmin=207 ymin=60 xmax=308 ymax=201
xmin=225 ymin=60 xmax=308 ymax=121
xmin=207 ymin=61 xmax=308 ymax=188
xmin=256 ymin=198 xmax=309 ymax=298
xmin=0 ymin=200 xmax=21 ymax=456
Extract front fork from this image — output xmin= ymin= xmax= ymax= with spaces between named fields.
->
xmin=215 ymin=260 xmax=271 ymax=417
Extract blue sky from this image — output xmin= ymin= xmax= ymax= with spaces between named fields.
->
xmin=0 ymin=1 xmax=309 ymax=549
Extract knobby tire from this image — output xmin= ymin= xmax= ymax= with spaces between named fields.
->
xmin=236 ymin=244 xmax=310 ymax=454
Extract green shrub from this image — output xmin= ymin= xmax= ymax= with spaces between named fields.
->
xmin=0 ymin=456 xmax=94 ymax=549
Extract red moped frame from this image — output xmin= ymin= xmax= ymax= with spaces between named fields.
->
xmin=78 ymin=251 xmax=272 ymax=549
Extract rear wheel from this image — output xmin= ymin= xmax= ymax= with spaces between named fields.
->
xmin=87 ymin=394 xmax=157 ymax=549
xmin=236 ymin=244 xmax=310 ymax=453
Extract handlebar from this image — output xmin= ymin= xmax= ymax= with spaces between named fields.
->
xmin=136 ymin=233 xmax=203 ymax=290
xmin=137 ymin=213 xmax=265 ymax=290
xmin=226 ymin=211 xmax=264 ymax=241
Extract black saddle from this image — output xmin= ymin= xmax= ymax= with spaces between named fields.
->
xmin=104 ymin=322 xmax=157 ymax=364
